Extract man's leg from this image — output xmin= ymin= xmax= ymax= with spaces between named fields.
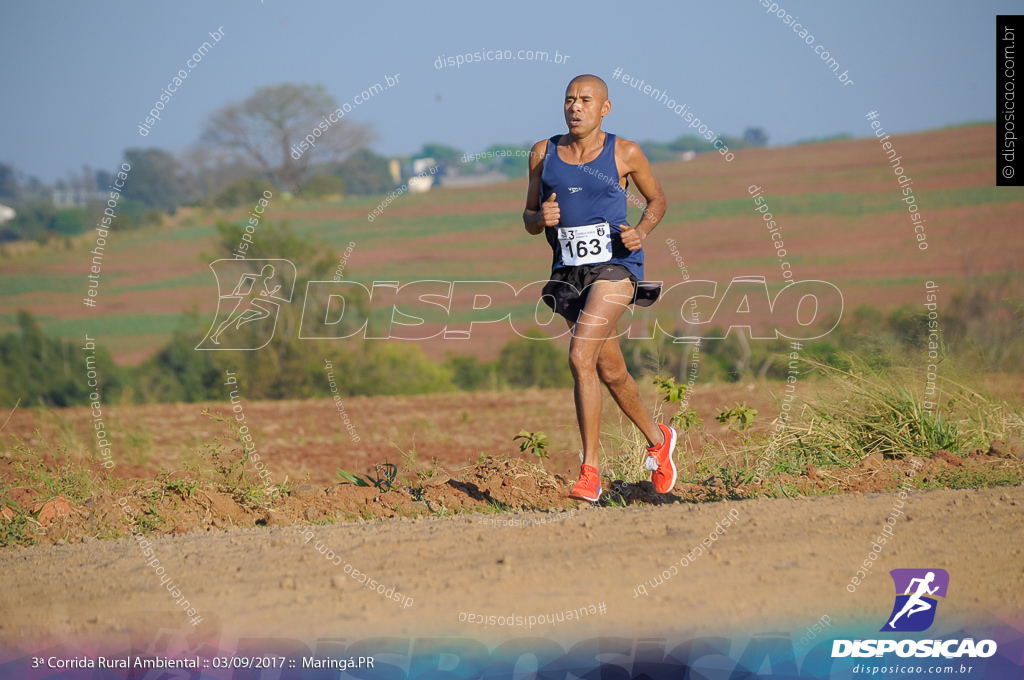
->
xmin=595 ymin=332 xmax=663 ymax=448
xmin=569 ymin=279 xmax=660 ymax=467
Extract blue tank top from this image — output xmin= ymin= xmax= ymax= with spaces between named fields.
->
xmin=539 ymin=132 xmax=643 ymax=280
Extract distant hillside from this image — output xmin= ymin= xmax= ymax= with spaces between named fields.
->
xmin=0 ymin=123 xmax=1020 ymax=364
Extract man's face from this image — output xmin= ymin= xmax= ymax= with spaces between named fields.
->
xmin=564 ymin=81 xmax=609 ymax=135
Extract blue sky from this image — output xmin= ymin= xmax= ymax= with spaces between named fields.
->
xmin=0 ymin=0 xmax=1011 ymax=182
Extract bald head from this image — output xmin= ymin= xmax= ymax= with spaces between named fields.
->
xmin=567 ymin=74 xmax=608 ymax=102
xmin=562 ymin=74 xmax=611 ymax=135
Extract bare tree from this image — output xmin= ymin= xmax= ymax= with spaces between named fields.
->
xmin=181 ymin=144 xmax=259 ymax=201
xmin=200 ymin=83 xmax=374 ymax=192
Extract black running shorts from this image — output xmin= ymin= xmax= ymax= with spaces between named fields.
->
xmin=541 ymin=264 xmax=660 ymax=323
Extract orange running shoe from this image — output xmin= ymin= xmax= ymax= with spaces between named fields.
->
xmin=644 ymin=423 xmax=678 ymax=493
xmin=569 ymin=464 xmax=602 ymax=502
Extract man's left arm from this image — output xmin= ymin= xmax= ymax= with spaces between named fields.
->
xmin=618 ymin=140 xmax=667 ymax=251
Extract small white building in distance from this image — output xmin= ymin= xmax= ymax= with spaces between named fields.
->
xmin=0 ymin=203 xmax=16 ymax=225
xmin=409 ymin=157 xmax=437 ymax=194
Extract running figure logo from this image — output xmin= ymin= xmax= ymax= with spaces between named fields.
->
xmin=881 ymin=568 xmax=950 ymax=632
xmin=197 ymin=259 xmax=296 ymax=350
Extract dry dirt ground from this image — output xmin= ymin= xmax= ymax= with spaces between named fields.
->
xmin=2 ymin=386 xmax=1023 ymax=675
xmin=0 ymin=484 xmax=1021 ymax=653
xmin=5 ymin=377 xmax=1021 ymax=489
xmin=0 ymin=383 xmax=795 ymax=488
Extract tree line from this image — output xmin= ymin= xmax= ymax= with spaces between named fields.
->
xmin=0 ymin=83 xmax=776 ymax=244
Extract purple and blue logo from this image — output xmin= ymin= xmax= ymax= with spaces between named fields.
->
xmin=880 ymin=568 xmax=950 ymax=632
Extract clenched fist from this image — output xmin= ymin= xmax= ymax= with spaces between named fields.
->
xmin=620 ymin=224 xmax=644 ymax=251
xmin=541 ymin=192 xmax=560 ymax=227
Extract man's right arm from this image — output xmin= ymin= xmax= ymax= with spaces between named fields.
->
xmin=523 ymin=140 xmax=558 ymax=235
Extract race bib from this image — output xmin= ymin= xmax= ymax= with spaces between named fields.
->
xmin=557 ymin=222 xmax=612 ymax=266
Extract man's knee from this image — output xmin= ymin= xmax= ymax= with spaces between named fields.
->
xmin=568 ymin=344 xmax=599 ymax=376
xmin=596 ymin=357 xmax=628 ymax=386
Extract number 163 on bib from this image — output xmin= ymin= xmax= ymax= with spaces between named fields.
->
xmin=557 ymin=222 xmax=612 ymax=266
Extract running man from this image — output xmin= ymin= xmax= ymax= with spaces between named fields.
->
xmin=522 ymin=74 xmax=675 ymax=502
xmin=210 ymin=264 xmax=282 ymax=345
xmin=888 ymin=571 xmax=939 ymax=628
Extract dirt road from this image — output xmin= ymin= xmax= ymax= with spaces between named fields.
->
xmin=1 ymin=484 xmax=1021 ymax=654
